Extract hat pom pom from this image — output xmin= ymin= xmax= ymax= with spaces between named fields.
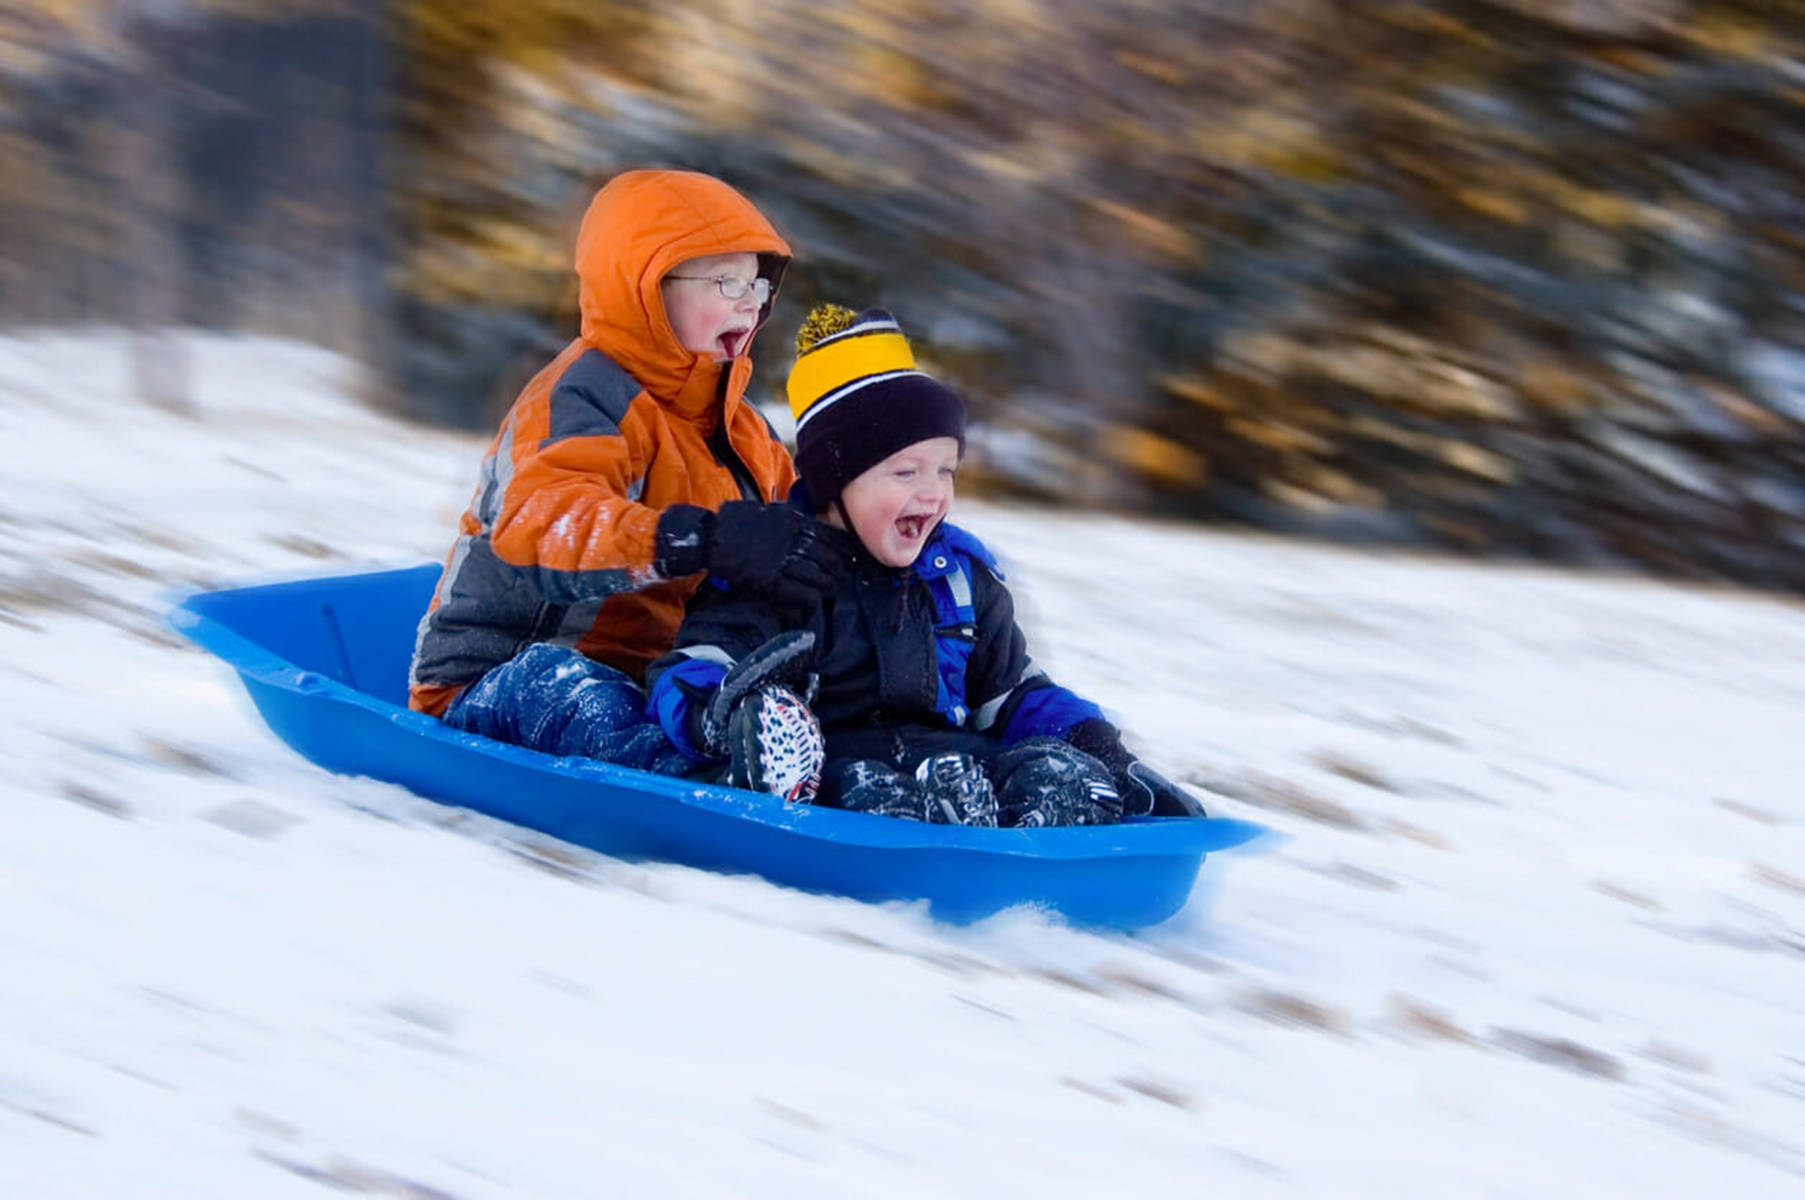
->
xmin=796 ymin=303 xmax=858 ymax=355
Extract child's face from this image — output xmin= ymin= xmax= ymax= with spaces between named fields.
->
xmin=827 ymin=437 xmax=961 ymax=568
xmin=659 ymin=252 xmax=764 ymax=361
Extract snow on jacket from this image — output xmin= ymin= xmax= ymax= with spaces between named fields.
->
xmin=409 ymin=170 xmax=797 ymax=716
xmin=645 ymin=519 xmax=1104 ymax=765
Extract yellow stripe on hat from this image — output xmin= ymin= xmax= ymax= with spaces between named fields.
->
xmin=787 ymin=330 xmax=916 ymax=421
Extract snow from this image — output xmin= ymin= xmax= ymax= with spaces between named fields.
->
xmin=2 ymin=331 xmax=1801 ymax=1198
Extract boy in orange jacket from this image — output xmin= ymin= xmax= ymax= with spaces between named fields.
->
xmin=410 ymin=170 xmax=846 ymax=771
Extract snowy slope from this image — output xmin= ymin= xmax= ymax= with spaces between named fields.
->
xmin=2 ymin=333 xmax=1800 ymax=1199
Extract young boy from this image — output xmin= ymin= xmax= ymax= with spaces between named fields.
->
xmin=409 ymin=170 xmax=848 ymax=771
xmin=646 ymin=305 xmax=1201 ymax=826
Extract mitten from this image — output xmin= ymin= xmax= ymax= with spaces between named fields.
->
xmin=1061 ymin=720 xmax=1206 ymax=817
xmin=1125 ymin=761 xmax=1208 ymax=817
xmin=656 ymin=502 xmax=851 ymax=610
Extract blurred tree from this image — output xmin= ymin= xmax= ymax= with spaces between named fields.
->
xmin=5 ymin=0 xmax=1805 ymax=589
xmin=0 ymin=0 xmax=390 ymax=374
xmin=120 ymin=1 xmax=194 ymax=412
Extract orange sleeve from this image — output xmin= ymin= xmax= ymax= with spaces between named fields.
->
xmin=488 ymin=408 xmax=662 ymax=584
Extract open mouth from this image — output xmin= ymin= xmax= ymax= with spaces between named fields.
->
xmin=714 ymin=327 xmax=751 ymax=360
xmin=895 ymin=514 xmax=932 ymax=541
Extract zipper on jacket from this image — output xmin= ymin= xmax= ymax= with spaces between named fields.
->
xmin=708 ymin=374 xmax=765 ymax=501
xmin=708 ymin=422 xmax=762 ymax=501
xmin=521 ymin=601 xmax=567 ymax=651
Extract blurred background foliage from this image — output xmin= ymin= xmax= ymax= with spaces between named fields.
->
xmin=4 ymin=0 xmax=1805 ymax=588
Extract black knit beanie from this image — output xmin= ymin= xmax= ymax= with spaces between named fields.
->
xmin=786 ymin=305 xmax=966 ymax=508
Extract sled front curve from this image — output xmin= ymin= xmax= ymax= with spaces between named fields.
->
xmin=170 ymin=564 xmax=1264 ymax=928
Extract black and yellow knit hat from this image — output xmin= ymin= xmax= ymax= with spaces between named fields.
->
xmin=787 ymin=305 xmax=966 ymax=507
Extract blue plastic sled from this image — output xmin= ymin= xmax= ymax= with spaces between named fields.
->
xmin=169 ymin=564 xmax=1263 ymax=928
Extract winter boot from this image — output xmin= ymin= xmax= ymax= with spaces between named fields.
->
xmin=915 ymin=752 xmax=999 ymax=827
xmin=993 ymin=738 xmax=1123 ymax=828
xmin=727 ymin=685 xmax=825 ymax=803
xmin=828 ymin=760 xmax=930 ymax=821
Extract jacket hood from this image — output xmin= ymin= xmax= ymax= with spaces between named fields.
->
xmin=574 ymin=169 xmax=792 ymax=418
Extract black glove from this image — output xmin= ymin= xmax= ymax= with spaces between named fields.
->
xmin=692 ymin=631 xmax=819 ymax=757
xmin=1064 ymin=718 xmax=1205 ymax=818
xmin=656 ymin=502 xmax=850 ymax=611
xmin=1124 ymin=761 xmax=1208 ymax=817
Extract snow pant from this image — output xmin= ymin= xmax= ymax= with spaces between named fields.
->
xmin=442 ymin=643 xmax=692 ymax=777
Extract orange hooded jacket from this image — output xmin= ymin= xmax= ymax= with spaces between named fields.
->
xmin=409 ymin=170 xmax=797 ymax=716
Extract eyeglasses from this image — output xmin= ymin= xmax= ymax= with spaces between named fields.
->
xmin=666 ymin=274 xmax=772 ymax=305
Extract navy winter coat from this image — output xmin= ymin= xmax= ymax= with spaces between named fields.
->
xmin=645 ymin=520 xmax=1103 ymax=767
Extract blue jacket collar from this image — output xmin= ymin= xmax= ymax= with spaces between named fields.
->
xmin=916 ymin=521 xmax=1000 ymax=581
